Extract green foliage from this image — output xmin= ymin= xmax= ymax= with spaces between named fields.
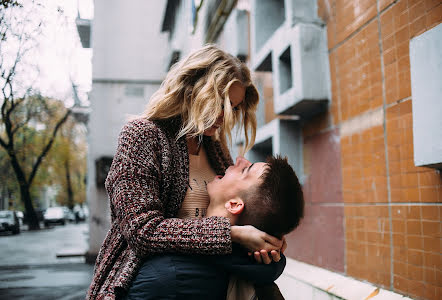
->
xmin=45 ymin=114 xmax=87 ymax=208
xmin=0 ymin=95 xmax=86 ymax=210
xmin=0 ymin=0 xmax=82 ymax=229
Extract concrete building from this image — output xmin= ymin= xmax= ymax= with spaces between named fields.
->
xmin=76 ymin=1 xmax=169 ymax=259
xmin=78 ymin=0 xmax=441 ymax=299
xmin=159 ymin=0 xmax=441 ymax=299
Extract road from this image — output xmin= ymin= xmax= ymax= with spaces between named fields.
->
xmin=0 ymin=222 xmax=94 ymax=300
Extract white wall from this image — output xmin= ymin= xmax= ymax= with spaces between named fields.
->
xmin=87 ymin=81 xmax=163 ymax=255
xmin=87 ymin=1 xmax=170 ymax=255
xmin=92 ymin=0 xmax=169 ymax=80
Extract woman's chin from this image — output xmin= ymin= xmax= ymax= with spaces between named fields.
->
xmin=203 ymin=127 xmax=219 ymax=136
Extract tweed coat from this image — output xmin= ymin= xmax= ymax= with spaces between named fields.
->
xmin=87 ymin=117 xmax=234 ymax=300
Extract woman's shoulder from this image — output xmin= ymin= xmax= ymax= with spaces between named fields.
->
xmin=119 ymin=117 xmax=182 ymax=150
xmin=122 ymin=117 xmax=180 ymax=136
xmin=119 ymin=118 xmax=165 ymax=140
xmin=123 ymin=117 xmax=158 ymax=132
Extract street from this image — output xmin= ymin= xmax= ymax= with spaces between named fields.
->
xmin=0 ymin=222 xmax=94 ymax=300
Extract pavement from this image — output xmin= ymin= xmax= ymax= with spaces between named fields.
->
xmin=0 ymin=222 xmax=94 ymax=300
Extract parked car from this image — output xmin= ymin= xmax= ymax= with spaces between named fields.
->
xmin=0 ymin=210 xmax=20 ymax=234
xmin=43 ymin=207 xmax=67 ymax=227
xmin=73 ymin=204 xmax=87 ymax=222
xmin=62 ymin=207 xmax=76 ymax=223
xmin=16 ymin=211 xmax=24 ymax=226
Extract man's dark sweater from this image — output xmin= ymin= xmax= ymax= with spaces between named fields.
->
xmin=125 ymin=245 xmax=286 ymax=299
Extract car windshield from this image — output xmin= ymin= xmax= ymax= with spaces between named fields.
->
xmin=0 ymin=211 xmax=13 ymax=218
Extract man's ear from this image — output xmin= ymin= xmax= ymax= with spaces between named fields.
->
xmin=224 ymin=198 xmax=244 ymax=215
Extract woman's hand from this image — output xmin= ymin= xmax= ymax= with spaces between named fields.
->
xmin=231 ymin=225 xmax=284 ymax=264
xmin=251 ymin=236 xmax=287 ymax=264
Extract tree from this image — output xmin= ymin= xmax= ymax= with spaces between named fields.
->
xmin=0 ymin=1 xmax=71 ymax=230
xmin=0 ymin=97 xmax=87 ymax=216
xmin=0 ymin=146 xmax=19 ymax=208
xmin=48 ymin=115 xmax=87 ymax=210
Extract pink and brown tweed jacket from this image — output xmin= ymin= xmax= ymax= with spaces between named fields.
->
xmin=86 ymin=117 xmax=234 ymax=300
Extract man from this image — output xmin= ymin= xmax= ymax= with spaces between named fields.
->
xmin=125 ymin=155 xmax=304 ymax=299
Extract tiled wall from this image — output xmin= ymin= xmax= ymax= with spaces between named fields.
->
xmin=287 ymin=128 xmax=344 ymax=272
xmin=283 ymin=1 xmax=441 ymax=299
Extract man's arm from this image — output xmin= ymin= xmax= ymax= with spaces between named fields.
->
xmin=207 ymin=244 xmax=286 ymax=284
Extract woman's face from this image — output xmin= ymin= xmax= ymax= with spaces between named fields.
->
xmin=203 ymin=81 xmax=245 ymax=136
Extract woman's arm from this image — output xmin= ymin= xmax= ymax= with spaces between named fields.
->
xmin=107 ymin=119 xmax=232 ymax=256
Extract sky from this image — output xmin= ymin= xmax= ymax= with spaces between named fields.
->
xmin=2 ymin=0 xmax=93 ymax=106
xmin=37 ymin=0 xmax=93 ymax=106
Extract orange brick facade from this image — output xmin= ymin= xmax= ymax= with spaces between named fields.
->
xmin=282 ymin=1 xmax=442 ymax=299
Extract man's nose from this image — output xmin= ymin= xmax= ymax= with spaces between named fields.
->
xmin=235 ymin=156 xmax=251 ymax=167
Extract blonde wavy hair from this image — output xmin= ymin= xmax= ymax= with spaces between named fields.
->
xmin=142 ymin=44 xmax=259 ymax=153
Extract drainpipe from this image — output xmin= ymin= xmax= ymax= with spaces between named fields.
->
xmin=205 ymin=0 xmax=237 ymax=43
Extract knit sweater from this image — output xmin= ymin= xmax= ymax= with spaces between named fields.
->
xmin=86 ymin=117 xmax=234 ymax=300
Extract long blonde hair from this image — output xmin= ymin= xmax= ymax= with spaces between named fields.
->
xmin=142 ymin=44 xmax=258 ymax=153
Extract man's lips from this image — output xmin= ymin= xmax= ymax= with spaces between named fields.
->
xmin=214 ymin=175 xmax=223 ymax=180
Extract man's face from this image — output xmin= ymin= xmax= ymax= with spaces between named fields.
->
xmin=207 ymin=156 xmax=268 ymax=202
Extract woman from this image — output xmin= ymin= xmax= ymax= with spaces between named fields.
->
xmin=87 ymin=44 xmax=284 ymax=300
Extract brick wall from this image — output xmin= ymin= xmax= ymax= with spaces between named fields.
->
xmin=283 ymin=1 xmax=441 ymax=299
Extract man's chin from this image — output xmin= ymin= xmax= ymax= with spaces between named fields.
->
xmin=207 ymin=176 xmax=222 ymax=195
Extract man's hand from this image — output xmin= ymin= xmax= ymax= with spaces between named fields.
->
xmin=231 ymin=225 xmax=284 ymax=264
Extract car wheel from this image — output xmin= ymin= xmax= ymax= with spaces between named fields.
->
xmin=61 ymin=220 xmax=65 ymax=225
xmin=12 ymin=226 xmax=20 ymax=235
xmin=44 ymin=222 xmax=49 ymax=228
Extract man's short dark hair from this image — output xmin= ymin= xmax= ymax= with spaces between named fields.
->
xmin=237 ymin=155 xmax=304 ymax=238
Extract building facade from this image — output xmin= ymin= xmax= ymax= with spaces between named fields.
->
xmin=77 ymin=1 xmax=169 ymax=257
xmin=160 ymin=0 xmax=441 ymax=299
xmin=79 ymin=0 xmax=441 ymax=299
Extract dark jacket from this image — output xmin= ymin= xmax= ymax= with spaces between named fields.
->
xmin=87 ymin=118 xmax=234 ymax=300
xmin=125 ymin=244 xmax=286 ymax=300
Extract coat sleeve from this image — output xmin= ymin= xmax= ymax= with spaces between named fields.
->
xmin=106 ymin=119 xmax=232 ymax=257
xmin=210 ymin=248 xmax=286 ymax=284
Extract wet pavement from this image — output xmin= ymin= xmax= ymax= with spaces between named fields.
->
xmin=0 ymin=222 xmax=94 ymax=299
